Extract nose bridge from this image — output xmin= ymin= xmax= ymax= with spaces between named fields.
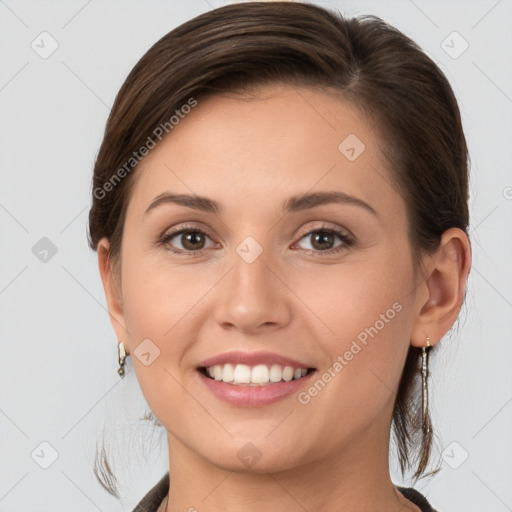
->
xmin=213 ymin=234 xmax=290 ymax=332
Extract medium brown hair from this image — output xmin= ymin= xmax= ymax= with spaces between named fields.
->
xmin=88 ymin=0 xmax=470 ymax=497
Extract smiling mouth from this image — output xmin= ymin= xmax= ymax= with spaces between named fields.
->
xmin=198 ymin=363 xmax=317 ymax=386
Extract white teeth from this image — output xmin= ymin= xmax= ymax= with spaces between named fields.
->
xmin=282 ymin=366 xmax=294 ymax=382
xmin=204 ymin=363 xmax=310 ymax=385
xmin=251 ymin=364 xmax=269 ymax=384
xmin=222 ymin=363 xmax=234 ymax=383
xmin=233 ymin=364 xmax=251 ymax=383
xmin=269 ymin=364 xmax=283 ymax=383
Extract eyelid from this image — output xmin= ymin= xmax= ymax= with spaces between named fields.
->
xmin=161 ymin=221 xmax=352 ymax=241
xmin=295 ymin=221 xmax=353 ymax=240
xmin=160 ymin=222 xmax=215 ymax=240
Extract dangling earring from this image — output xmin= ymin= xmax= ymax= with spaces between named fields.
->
xmin=117 ymin=341 xmax=127 ymax=377
xmin=421 ymin=337 xmax=432 ymax=434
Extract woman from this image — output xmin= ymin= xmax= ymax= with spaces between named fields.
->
xmin=88 ymin=2 xmax=471 ymax=511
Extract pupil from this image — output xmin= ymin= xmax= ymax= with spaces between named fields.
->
xmin=313 ymin=232 xmax=333 ymax=250
xmin=183 ymin=232 xmax=204 ymax=250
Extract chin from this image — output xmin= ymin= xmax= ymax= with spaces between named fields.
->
xmin=197 ymin=437 xmax=309 ymax=475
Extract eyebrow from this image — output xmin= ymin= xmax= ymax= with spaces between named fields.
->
xmin=144 ymin=191 xmax=378 ymax=217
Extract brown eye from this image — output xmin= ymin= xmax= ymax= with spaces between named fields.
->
xmin=160 ymin=228 xmax=215 ymax=254
xmin=295 ymin=227 xmax=353 ymax=255
xmin=178 ymin=231 xmax=207 ymax=250
xmin=310 ymin=231 xmax=337 ymax=251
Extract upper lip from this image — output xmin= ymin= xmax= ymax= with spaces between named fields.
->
xmin=198 ymin=350 xmax=316 ymax=369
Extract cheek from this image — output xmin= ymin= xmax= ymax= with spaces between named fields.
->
xmin=292 ymin=255 xmax=411 ymax=347
xmin=120 ymin=243 xmax=202 ymax=337
xmin=293 ymin=253 xmax=414 ymax=427
xmin=118 ymin=254 xmax=198 ymax=425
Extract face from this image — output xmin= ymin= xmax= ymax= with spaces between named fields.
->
xmin=104 ymin=84 xmax=425 ymax=473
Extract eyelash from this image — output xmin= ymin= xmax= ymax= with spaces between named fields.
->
xmin=158 ymin=223 xmax=355 ymax=257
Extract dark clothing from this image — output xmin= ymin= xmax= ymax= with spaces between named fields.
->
xmin=132 ymin=472 xmax=439 ymax=511
xmin=396 ymin=485 xmax=439 ymax=511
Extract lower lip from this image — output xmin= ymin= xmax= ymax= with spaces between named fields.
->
xmin=197 ymin=369 xmax=316 ymax=406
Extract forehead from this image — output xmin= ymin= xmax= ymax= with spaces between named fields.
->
xmin=126 ymin=84 xmax=402 ymax=222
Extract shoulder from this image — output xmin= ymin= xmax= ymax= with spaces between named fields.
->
xmin=397 ymin=486 xmax=439 ymax=512
xmin=131 ymin=473 xmax=169 ymax=512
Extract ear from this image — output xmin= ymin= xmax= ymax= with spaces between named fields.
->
xmin=410 ymin=227 xmax=472 ymax=348
xmin=97 ymin=238 xmax=130 ymax=350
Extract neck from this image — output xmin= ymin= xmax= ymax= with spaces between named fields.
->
xmin=162 ymin=413 xmax=421 ymax=512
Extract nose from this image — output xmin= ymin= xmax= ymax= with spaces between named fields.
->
xmin=213 ymin=246 xmax=292 ymax=335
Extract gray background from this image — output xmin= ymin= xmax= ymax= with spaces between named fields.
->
xmin=1 ymin=0 xmax=511 ymax=510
